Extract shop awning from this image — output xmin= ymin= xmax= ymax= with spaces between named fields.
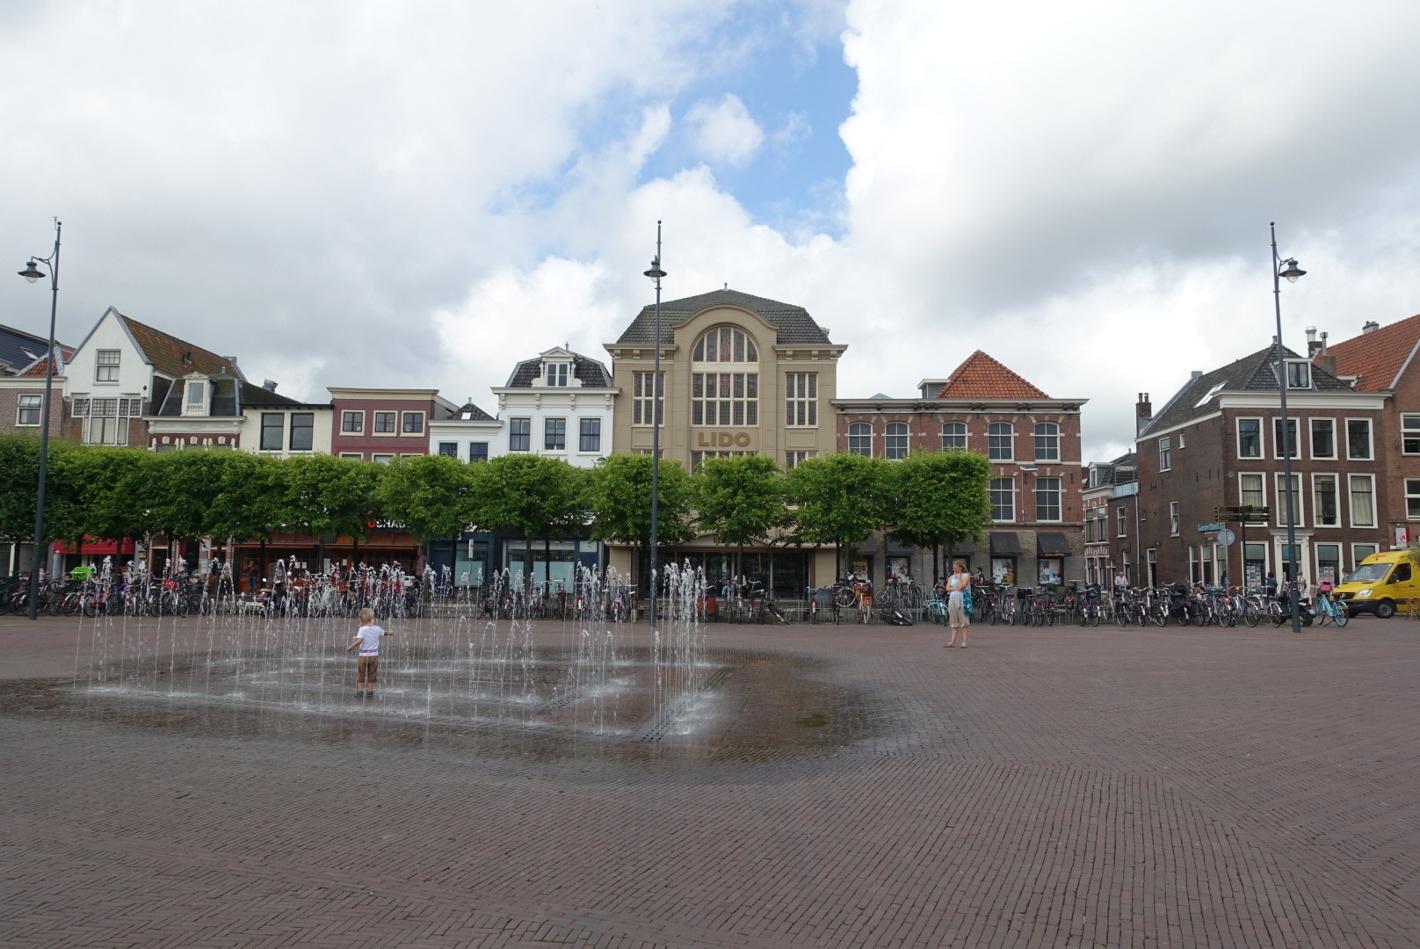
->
xmin=989 ymin=532 xmax=1021 ymax=556
xmin=1038 ymin=532 xmax=1072 ymax=556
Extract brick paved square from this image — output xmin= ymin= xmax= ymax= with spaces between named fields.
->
xmin=2 ymin=613 xmax=1418 ymax=947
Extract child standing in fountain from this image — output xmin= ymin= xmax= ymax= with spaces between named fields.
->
xmin=346 ymin=607 xmax=394 ymax=698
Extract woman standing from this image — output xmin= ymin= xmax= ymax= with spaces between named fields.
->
xmin=945 ymin=560 xmax=972 ymax=648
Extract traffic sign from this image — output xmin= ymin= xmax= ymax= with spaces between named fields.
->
xmin=1216 ymin=528 xmax=1236 ymax=546
xmin=1197 ymin=522 xmax=1224 ymax=533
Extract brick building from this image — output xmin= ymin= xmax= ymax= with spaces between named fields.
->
xmin=328 ymin=387 xmax=456 ymax=462
xmin=1322 ymin=315 xmax=1420 ymax=548
xmin=1082 ymin=452 xmax=1138 ymax=586
xmin=1136 ymin=344 xmax=1388 ymax=588
xmin=833 ymin=350 xmax=1087 ymax=587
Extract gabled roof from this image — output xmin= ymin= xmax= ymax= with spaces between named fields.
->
xmin=1141 ymin=344 xmax=1355 ymax=437
xmin=0 ymin=323 xmax=69 ymax=376
xmin=119 ymin=313 xmax=240 ymax=379
xmin=937 ymin=351 xmax=1049 ymax=400
xmin=613 ymin=289 xmax=834 ymax=347
xmin=1325 ymin=314 xmax=1420 ymax=392
xmin=447 ymin=400 xmax=496 ymax=422
xmin=503 ymin=350 xmax=613 ymax=388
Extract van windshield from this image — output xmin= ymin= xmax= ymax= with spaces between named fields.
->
xmin=1345 ymin=563 xmax=1391 ymax=583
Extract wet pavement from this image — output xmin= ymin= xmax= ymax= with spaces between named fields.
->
xmin=3 ymin=612 xmax=1420 ymax=947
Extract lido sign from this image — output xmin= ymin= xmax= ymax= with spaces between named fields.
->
xmin=694 ymin=431 xmax=753 ymax=448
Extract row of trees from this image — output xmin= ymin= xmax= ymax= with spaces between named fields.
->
xmin=0 ymin=436 xmax=991 ymax=582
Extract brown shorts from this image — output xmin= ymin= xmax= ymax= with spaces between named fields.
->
xmin=357 ymin=654 xmax=379 ymax=684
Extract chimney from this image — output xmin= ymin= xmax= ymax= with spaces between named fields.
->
xmin=1305 ymin=326 xmax=1323 ymax=357
xmin=1189 ymin=370 xmax=1203 ymax=381
xmin=1314 ymin=331 xmax=1337 ymax=376
xmin=1135 ymin=392 xmax=1152 ymax=434
xmin=1362 ymin=320 xmax=1380 ymax=335
xmin=262 ymin=379 xmax=278 ymax=392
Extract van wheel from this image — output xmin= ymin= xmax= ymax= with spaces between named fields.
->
xmin=1375 ymin=600 xmax=1396 ymax=619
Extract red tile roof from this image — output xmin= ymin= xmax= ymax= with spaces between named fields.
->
xmin=1325 ymin=314 xmax=1420 ymax=392
xmin=937 ymin=350 xmax=1049 ymax=400
xmin=17 ymin=346 xmax=76 ymax=378
xmin=120 ymin=315 xmax=238 ymax=379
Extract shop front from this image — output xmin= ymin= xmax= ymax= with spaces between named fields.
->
xmin=229 ymin=529 xmax=422 ymax=591
xmin=989 ymin=532 xmax=1021 ymax=584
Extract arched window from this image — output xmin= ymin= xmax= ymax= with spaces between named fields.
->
xmin=1033 ymin=422 xmax=1060 ymax=461
xmin=988 ymin=422 xmax=1013 ymax=461
xmin=691 ymin=325 xmax=759 ymax=426
xmin=848 ymin=422 xmax=872 ymax=457
xmin=885 ymin=422 xmax=909 ymax=460
xmin=941 ymin=421 xmax=967 ymax=450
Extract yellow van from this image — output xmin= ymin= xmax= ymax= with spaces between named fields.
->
xmin=1333 ymin=550 xmax=1420 ymax=618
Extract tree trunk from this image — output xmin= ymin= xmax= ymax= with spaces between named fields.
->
xmin=543 ymin=537 xmax=551 ymax=591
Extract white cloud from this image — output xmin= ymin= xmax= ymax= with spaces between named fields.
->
xmin=685 ymin=94 xmax=765 ymax=168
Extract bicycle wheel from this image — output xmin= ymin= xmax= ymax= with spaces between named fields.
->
xmin=1243 ymin=602 xmax=1261 ymax=628
xmin=1332 ymin=604 xmax=1349 ymax=628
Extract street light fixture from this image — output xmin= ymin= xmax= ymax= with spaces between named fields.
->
xmin=15 ymin=220 xmax=62 ymax=621
xmin=643 ymin=221 xmax=666 ymax=631
xmin=1270 ymin=222 xmax=1304 ymax=634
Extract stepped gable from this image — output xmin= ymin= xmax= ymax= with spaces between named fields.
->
xmin=120 ymin=314 xmax=239 ymax=378
xmin=615 ymin=289 xmax=832 ymax=346
xmin=937 ymin=350 xmax=1049 ymax=400
xmin=1325 ymin=314 xmax=1420 ymax=392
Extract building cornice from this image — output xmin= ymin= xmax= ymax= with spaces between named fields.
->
xmin=831 ymin=397 xmax=1086 ymax=411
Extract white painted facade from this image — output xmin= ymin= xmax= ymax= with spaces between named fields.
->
xmin=238 ymin=404 xmax=334 ymax=458
xmin=491 ymin=347 xmax=617 ymax=468
xmin=62 ymin=307 xmax=150 ymax=445
xmin=428 ymin=406 xmax=502 ymax=463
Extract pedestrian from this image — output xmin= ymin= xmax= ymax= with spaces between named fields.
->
xmin=1297 ymin=574 xmax=1311 ymax=601
xmin=945 ymin=560 xmax=972 ymax=648
xmin=1265 ymin=571 xmax=1278 ymax=598
xmin=346 ymin=607 xmax=394 ymax=698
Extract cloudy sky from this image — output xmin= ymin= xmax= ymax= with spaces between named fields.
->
xmin=3 ymin=0 xmax=1418 ymax=460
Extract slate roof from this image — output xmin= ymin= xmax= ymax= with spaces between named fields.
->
xmin=1140 ymin=344 xmax=1355 ymax=437
xmin=1325 ymin=315 xmax=1420 ymax=392
xmin=120 ymin=314 xmax=239 ymax=379
xmin=150 ymin=377 xmax=306 ymax=418
xmin=503 ymin=351 xmax=613 ymax=388
xmin=937 ymin=351 xmax=1049 ymax=400
xmin=447 ymin=400 xmax=496 ymax=421
xmin=613 ymin=289 xmax=833 ymax=346
xmin=0 ymin=323 xmax=68 ymax=376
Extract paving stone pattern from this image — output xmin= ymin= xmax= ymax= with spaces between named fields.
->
xmin=2 ymin=615 xmax=1419 ymax=947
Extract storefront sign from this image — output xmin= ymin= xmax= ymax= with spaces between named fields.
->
xmin=694 ymin=431 xmax=753 ymax=448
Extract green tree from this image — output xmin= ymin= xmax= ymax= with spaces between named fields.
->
xmin=376 ymin=454 xmax=477 ymax=559
xmin=883 ymin=450 xmax=992 ymax=581
xmin=283 ymin=455 xmax=381 ymax=564
xmin=0 ymin=437 xmax=41 ymax=555
xmin=468 ymin=455 xmax=587 ymax=589
xmin=586 ymin=453 xmax=695 ymax=587
xmin=692 ymin=455 xmax=788 ymax=577
xmin=785 ymin=453 xmax=888 ymax=577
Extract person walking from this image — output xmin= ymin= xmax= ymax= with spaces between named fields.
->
xmin=945 ymin=560 xmax=972 ymax=648
xmin=346 ymin=607 xmax=394 ymax=698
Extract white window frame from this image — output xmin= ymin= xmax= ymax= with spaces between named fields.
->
xmin=1235 ymin=417 xmax=1263 ymax=459
xmin=509 ymin=417 xmax=531 ymax=452
xmin=1116 ymin=506 xmax=1127 ymax=537
xmin=1238 ymin=472 xmax=1267 ymax=511
xmin=15 ymin=394 xmax=42 ymax=427
xmin=1351 ymin=543 xmax=1379 ymax=572
xmin=578 ymin=418 xmax=601 ymax=453
xmin=71 ymin=396 xmax=90 ymax=419
xmin=1314 ymin=543 xmax=1342 ymax=585
xmin=341 ymin=410 xmax=364 ymax=433
xmin=1403 ymin=414 xmax=1420 ymax=455
xmin=544 ymin=416 xmax=566 ymax=451
xmin=1035 ymin=476 xmax=1062 ymax=522
xmin=339 ymin=452 xmax=363 ymax=460
xmin=183 ymin=379 xmax=208 ymax=416
xmin=1033 ymin=422 xmax=1060 ymax=462
xmin=1272 ymin=417 xmax=1300 ymax=459
xmin=1347 ymin=473 xmax=1376 ymax=528
xmin=1274 ymin=472 xmax=1304 ymax=527
xmin=400 ymin=410 xmax=425 ymax=435
xmin=545 ymin=362 xmax=569 ymax=387
xmin=1284 ymin=359 xmax=1312 ymax=389
xmin=1310 ymin=472 xmax=1340 ymax=528
xmin=785 ymin=450 xmax=816 ymax=470
xmin=848 ymin=422 xmax=873 ymax=457
xmin=372 ymin=453 xmax=395 ymax=465
xmin=95 ymin=349 xmax=120 ymax=383
xmin=990 ymin=476 xmax=1014 ymax=523
xmin=372 ymin=411 xmax=397 ymax=435
xmin=437 ymin=442 xmax=458 ymax=457
xmin=987 ymin=422 xmax=1013 ymax=462
xmin=1309 ymin=417 xmax=1336 ymax=460
xmin=1345 ymin=418 xmax=1373 ymax=461
xmin=1406 ymin=478 xmax=1420 ymax=521
xmin=259 ymin=413 xmax=285 ymax=452
xmin=784 ymin=372 xmax=818 ymax=428
xmin=1158 ymin=436 xmax=1172 ymax=472
xmin=941 ymin=421 xmax=967 ymax=450
xmin=1169 ymin=500 xmax=1179 ymax=536
xmin=632 ymin=371 xmax=663 ymax=427
xmin=884 ymin=422 xmax=909 ymax=461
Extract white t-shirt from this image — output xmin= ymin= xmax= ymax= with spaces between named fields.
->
xmin=354 ymin=624 xmax=385 ymax=656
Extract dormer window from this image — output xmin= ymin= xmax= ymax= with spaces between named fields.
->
xmin=182 ymin=376 xmax=210 ymax=416
xmin=1284 ymin=360 xmax=1311 ymax=389
xmin=545 ymin=362 xmax=569 ymax=387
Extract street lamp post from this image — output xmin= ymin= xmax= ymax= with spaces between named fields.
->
xmin=16 ymin=219 xmax=63 ymax=621
xmin=643 ymin=222 xmax=666 ymax=631
xmin=1270 ymin=221 xmax=1306 ymax=634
